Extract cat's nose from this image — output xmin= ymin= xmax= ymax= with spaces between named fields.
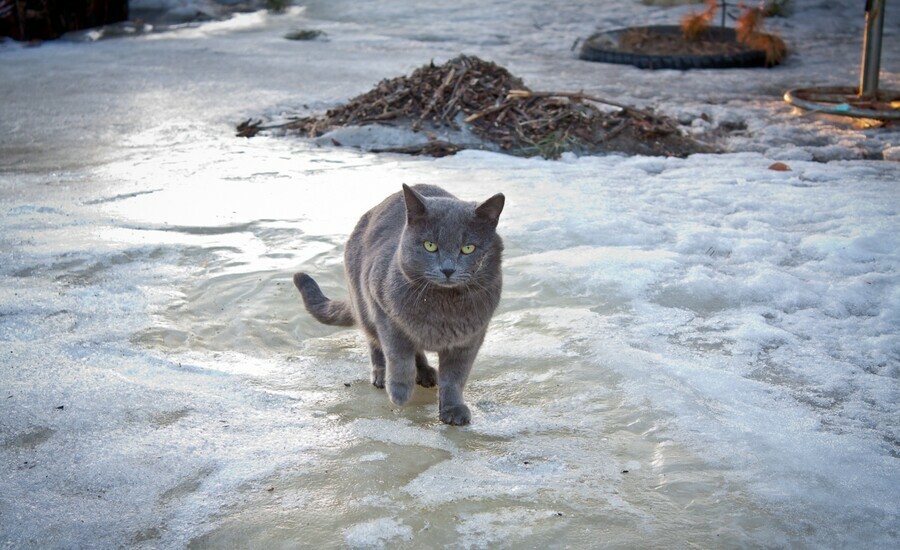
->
xmin=441 ymin=261 xmax=456 ymax=278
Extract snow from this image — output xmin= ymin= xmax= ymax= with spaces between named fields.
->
xmin=1 ymin=0 xmax=899 ymax=548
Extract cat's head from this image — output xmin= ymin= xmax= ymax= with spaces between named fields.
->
xmin=399 ymin=184 xmax=504 ymax=289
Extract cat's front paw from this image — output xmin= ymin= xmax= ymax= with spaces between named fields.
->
xmin=371 ymin=368 xmax=386 ymax=389
xmin=387 ymin=381 xmax=414 ymax=406
xmin=416 ymin=365 xmax=438 ymax=388
xmin=439 ymin=403 xmax=471 ymax=426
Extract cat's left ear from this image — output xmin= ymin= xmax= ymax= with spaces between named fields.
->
xmin=475 ymin=193 xmax=505 ymax=229
xmin=402 ymin=184 xmax=428 ymax=227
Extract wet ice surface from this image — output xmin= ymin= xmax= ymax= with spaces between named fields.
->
xmin=2 ymin=1 xmax=899 ymax=548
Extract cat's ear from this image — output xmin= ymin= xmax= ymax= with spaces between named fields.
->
xmin=402 ymin=184 xmax=428 ymax=226
xmin=475 ymin=193 xmax=505 ymax=229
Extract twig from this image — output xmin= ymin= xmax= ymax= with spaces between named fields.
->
xmin=415 ymin=67 xmax=456 ymax=130
xmin=464 ymin=103 xmax=509 ymax=123
xmin=357 ymin=109 xmax=406 ymax=124
xmin=370 ymin=141 xmax=463 ymax=157
xmin=440 ymin=67 xmax=468 ymax=122
xmin=507 ymin=89 xmax=670 ymax=127
xmin=599 ymin=120 xmax=628 ymax=143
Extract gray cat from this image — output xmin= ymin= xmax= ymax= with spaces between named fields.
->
xmin=293 ymin=184 xmax=505 ymax=425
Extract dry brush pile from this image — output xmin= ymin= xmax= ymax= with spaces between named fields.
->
xmin=238 ymin=55 xmax=710 ymax=159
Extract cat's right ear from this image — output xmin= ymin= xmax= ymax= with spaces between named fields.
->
xmin=475 ymin=192 xmax=505 ymax=229
xmin=402 ymin=184 xmax=428 ymax=227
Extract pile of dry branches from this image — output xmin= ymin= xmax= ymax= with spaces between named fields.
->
xmin=238 ymin=55 xmax=707 ymax=158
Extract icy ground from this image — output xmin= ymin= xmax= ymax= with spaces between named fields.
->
xmin=1 ymin=1 xmax=899 ymax=548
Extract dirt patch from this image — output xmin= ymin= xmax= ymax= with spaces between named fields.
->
xmin=238 ymin=55 xmax=713 ymax=159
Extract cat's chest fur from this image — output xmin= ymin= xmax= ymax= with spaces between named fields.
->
xmin=382 ymin=275 xmax=500 ymax=350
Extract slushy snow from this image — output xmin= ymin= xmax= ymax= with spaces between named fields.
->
xmin=1 ymin=0 xmax=899 ymax=548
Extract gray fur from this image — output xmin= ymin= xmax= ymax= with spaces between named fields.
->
xmin=294 ymin=184 xmax=504 ymax=425
xmin=293 ymin=273 xmax=354 ymax=326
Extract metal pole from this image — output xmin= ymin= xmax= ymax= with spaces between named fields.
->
xmin=860 ymin=0 xmax=886 ymax=99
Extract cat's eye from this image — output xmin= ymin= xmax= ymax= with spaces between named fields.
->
xmin=423 ymin=240 xmax=438 ymax=252
xmin=461 ymin=244 xmax=476 ymax=255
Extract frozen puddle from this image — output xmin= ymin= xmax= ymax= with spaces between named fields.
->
xmin=2 ymin=1 xmax=899 ymax=546
xmin=178 ymin=327 xmax=785 ymax=549
xmin=4 ymin=136 xmax=897 ymax=547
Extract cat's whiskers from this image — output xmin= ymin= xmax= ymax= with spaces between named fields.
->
xmin=474 ymin=250 xmax=494 ymax=275
xmin=410 ymin=275 xmax=433 ymax=306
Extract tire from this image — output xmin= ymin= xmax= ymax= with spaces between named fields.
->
xmin=579 ymin=25 xmax=770 ymax=70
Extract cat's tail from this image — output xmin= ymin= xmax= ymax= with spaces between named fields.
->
xmin=293 ymin=272 xmax=355 ymax=327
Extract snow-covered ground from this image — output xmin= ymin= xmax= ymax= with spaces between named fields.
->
xmin=1 ymin=1 xmax=898 ymax=548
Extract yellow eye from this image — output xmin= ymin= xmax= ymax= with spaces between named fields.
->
xmin=461 ymin=244 xmax=476 ymax=255
xmin=424 ymin=241 xmax=438 ymax=252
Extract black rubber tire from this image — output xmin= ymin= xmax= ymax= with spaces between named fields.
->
xmin=579 ymin=25 xmax=770 ymax=70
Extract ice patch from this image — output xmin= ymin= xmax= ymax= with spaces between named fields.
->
xmin=343 ymin=517 xmax=413 ymax=549
xmin=403 ymin=453 xmax=557 ymax=506
xmin=359 ymin=452 xmax=387 ymax=462
xmin=456 ymin=508 xmax=565 ymax=548
xmin=508 ymin=246 xmax=679 ymax=298
xmin=485 ymin=312 xmax=570 ymax=358
xmin=470 ymin=401 xmax=569 ymax=438
xmin=348 ymin=418 xmax=456 ymax=452
xmin=402 ymin=433 xmax=620 ymax=510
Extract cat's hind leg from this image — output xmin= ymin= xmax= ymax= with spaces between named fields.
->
xmin=415 ymin=352 xmax=438 ymax=388
xmin=368 ymin=342 xmax=386 ymax=389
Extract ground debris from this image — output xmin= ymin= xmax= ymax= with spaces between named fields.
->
xmin=284 ymin=29 xmax=325 ymax=41
xmin=239 ymin=55 xmax=711 ymax=159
